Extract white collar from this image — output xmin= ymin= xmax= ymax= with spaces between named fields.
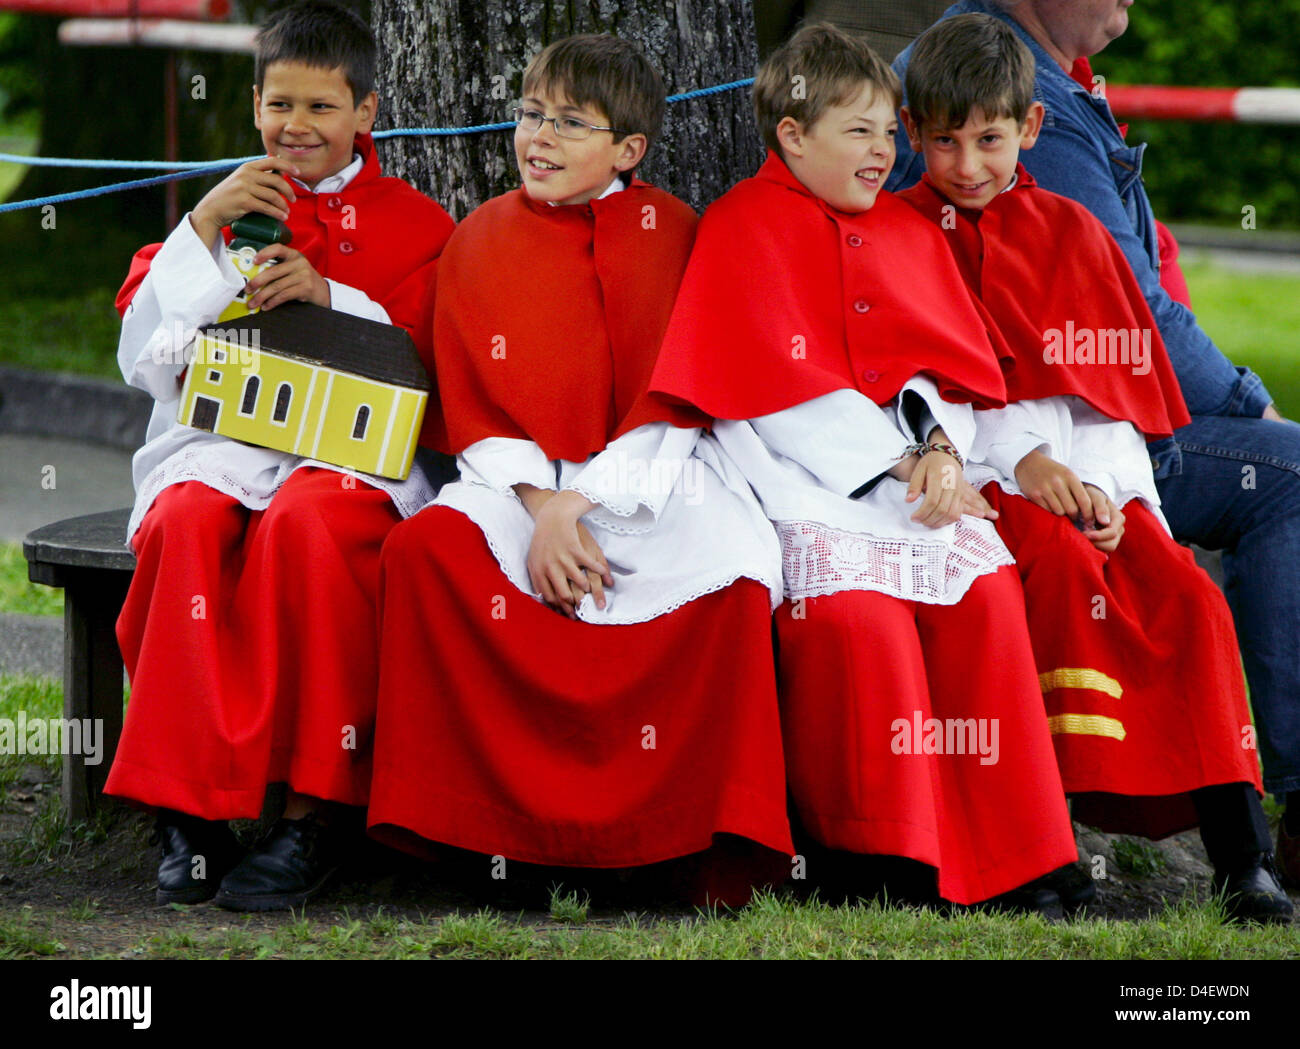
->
xmin=1000 ymin=171 xmax=1019 ymax=194
xmin=294 ymin=153 xmax=364 ymax=195
xmin=545 ymin=174 xmax=627 ymax=207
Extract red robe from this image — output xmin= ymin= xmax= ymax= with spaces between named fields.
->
xmin=898 ymin=171 xmax=1262 ymax=838
xmin=651 ymin=151 xmax=1010 ymax=419
xmin=899 ymin=168 xmax=1189 ymax=439
xmin=649 ymin=152 xmax=1078 ymax=904
xmin=367 ymin=182 xmax=794 ymax=905
xmin=105 ymin=139 xmax=455 ymax=818
xmin=424 ymin=180 xmax=707 ymax=458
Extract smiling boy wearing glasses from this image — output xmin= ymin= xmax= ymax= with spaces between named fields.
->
xmin=366 ymin=35 xmax=793 ymax=904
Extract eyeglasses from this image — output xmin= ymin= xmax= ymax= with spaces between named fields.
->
xmin=511 ymin=107 xmax=630 ymax=141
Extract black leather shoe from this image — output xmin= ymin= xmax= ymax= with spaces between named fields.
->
xmin=1033 ymin=863 xmax=1099 ymax=915
xmin=1212 ymin=854 xmax=1295 ymax=925
xmin=960 ymin=883 xmax=1064 ymax=919
xmin=153 ymin=810 xmax=243 ymax=905
xmin=213 ymin=814 xmax=340 ymax=912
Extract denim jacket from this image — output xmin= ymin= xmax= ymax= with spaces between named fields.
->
xmin=887 ymin=0 xmax=1273 ymax=479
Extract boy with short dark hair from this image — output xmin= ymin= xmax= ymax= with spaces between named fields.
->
xmin=650 ymin=22 xmax=1079 ymax=911
xmin=897 ymin=12 xmax=1291 ymax=922
xmin=107 ymin=0 xmax=455 ymax=911
xmin=366 ymin=34 xmax=794 ymax=905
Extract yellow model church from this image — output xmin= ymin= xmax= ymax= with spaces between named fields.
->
xmin=177 ymin=301 xmax=430 ymax=481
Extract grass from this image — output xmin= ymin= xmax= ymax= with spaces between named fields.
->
xmin=0 ymin=672 xmax=63 ymax=799
xmin=1112 ymin=837 xmax=1169 ymax=877
xmin=547 ymin=884 xmax=591 ymax=924
xmin=0 ymin=543 xmax=63 ymax=617
xmin=1183 ymin=258 xmax=1300 ymax=416
xmin=0 ymin=286 xmax=122 ymax=380
xmin=1 ymin=891 xmax=1294 ymax=960
xmin=0 ymin=119 xmax=37 ymax=206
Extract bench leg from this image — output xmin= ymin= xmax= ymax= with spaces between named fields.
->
xmin=61 ymin=577 xmax=129 ymax=821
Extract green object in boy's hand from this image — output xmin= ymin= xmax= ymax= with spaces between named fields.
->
xmin=229 ymin=213 xmax=293 ymax=253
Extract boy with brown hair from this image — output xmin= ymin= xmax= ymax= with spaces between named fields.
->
xmin=650 ymin=22 xmax=1079 ymax=911
xmin=108 ymin=0 xmax=454 ymax=911
xmin=366 ymin=34 xmax=793 ymax=905
xmin=897 ymin=12 xmax=1291 ymax=922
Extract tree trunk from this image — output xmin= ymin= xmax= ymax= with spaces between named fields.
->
xmin=372 ymin=0 xmax=764 ymax=218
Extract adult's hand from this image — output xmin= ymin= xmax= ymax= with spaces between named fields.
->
xmin=1264 ymin=403 xmax=1288 ymax=423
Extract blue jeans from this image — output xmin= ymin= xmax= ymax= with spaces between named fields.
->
xmin=1155 ymin=414 xmax=1300 ymax=795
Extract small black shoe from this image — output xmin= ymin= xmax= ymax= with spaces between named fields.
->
xmin=1034 ymin=863 xmax=1099 ymax=915
xmin=213 ymin=814 xmax=340 ymax=912
xmin=1212 ymin=854 xmax=1295 ymax=925
xmin=960 ymin=883 xmax=1064 ymax=919
xmin=152 ymin=810 xmax=244 ymax=905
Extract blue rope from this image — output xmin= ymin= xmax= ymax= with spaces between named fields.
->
xmin=0 ymin=153 xmax=258 ymax=170
xmin=375 ymin=122 xmax=515 ymax=138
xmin=0 ymin=76 xmax=757 ymax=212
xmin=666 ymin=77 xmax=755 ymax=103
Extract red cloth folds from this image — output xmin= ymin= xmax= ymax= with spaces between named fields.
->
xmin=982 ymin=486 xmax=1262 ymax=837
xmin=899 ymin=169 xmax=1190 ymax=439
xmin=367 ymin=507 xmax=794 ymax=889
xmin=426 ymin=181 xmax=709 ymax=460
xmin=774 ymin=566 xmax=1078 ymax=904
xmin=650 ymin=151 xmax=1010 ymax=421
xmin=106 ymin=470 xmax=401 ymax=817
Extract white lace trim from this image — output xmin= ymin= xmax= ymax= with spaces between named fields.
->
xmin=574 ymin=571 xmax=774 ymax=623
xmin=778 ymin=517 xmax=1014 ymax=605
xmin=435 ymin=502 xmax=776 ymax=625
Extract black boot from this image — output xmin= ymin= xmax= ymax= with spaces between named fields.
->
xmin=1194 ymin=783 xmax=1294 ymax=924
xmin=1211 ymin=854 xmax=1294 ymax=925
xmin=152 ymin=810 xmax=244 ymax=905
xmin=213 ymin=813 xmax=341 ymax=912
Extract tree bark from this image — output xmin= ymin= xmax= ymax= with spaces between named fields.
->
xmin=372 ymin=0 xmax=764 ymax=218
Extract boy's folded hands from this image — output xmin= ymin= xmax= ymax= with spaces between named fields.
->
xmin=1080 ymin=484 xmax=1125 ymax=552
xmin=1014 ymin=449 xmax=1125 ymax=551
xmin=516 ymin=485 xmax=614 ymax=619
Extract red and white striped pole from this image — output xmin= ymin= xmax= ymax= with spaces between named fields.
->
xmin=1105 ymin=85 xmax=1300 ymax=126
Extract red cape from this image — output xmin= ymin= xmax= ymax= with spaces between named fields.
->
xmin=115 ymin=134 xmax=455 ymax=365
xmin=898 ymin=168 xmax=1189 ymax=439
xmin=649 ymin=151 xmax=1009 ymax=421
xmin=427 ymin=180 xmax=708 ymax=460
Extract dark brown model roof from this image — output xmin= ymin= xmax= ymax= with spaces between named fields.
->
xmin=200 ymin=302 xmax=430 ymax=391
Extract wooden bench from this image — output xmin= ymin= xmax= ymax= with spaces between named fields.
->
xmin=23 ymin=508 xmax=134 ymax=821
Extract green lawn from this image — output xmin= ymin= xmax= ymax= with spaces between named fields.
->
xmin=0 ymin=543 xmax=62 ymax=617
xmin=1183 ymin=258 xmax=1300 ymax=416
xmin=4 ymin=888 xmax=1299 ymax=960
